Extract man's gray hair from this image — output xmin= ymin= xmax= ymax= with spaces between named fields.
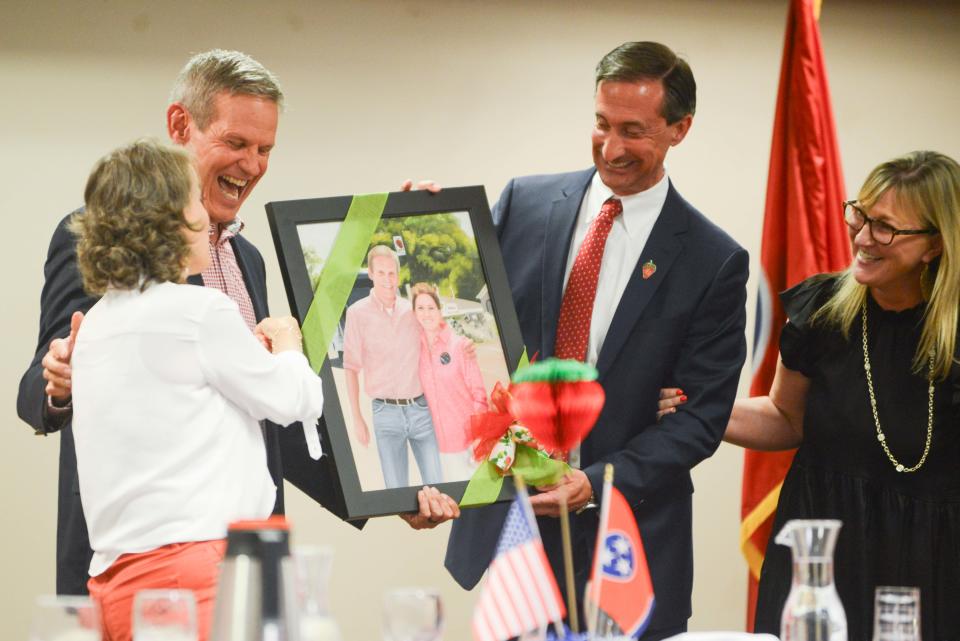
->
xmin=169 ymin=49 xmax=284 ymax=130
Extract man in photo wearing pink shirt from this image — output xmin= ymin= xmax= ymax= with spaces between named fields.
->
xmin=343 ymin=245 xmax=443 ymax=488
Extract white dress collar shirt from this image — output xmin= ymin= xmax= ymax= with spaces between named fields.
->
xmin=562 ymin=170 xmax=670 ymax=367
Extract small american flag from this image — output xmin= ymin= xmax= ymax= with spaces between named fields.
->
xmin=471 ymin=490 xmax=565 ymax=641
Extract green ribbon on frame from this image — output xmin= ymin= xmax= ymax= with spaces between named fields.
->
xmin=459 ymin=350 xmax=562 ymax=508
xmin=300 ymin=193 xmax=389 ymax=372
xmin=459 ymin=444 xmax=569 ymax=508
xmin=297 ymin=192 xmax=540 ymax=506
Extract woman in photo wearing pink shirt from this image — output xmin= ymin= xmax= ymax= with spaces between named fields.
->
xmin=411 ymin=283 xmax=488 ymax=463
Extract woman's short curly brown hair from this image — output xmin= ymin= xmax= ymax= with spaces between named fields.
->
xmin=71 ymin=139 xmax=198 ymax=295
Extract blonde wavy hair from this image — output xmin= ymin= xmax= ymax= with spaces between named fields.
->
xmin=814 ymin=150 xmax=960 ymax=380
xmin=71 ymin=139 xmax=198 ymax=296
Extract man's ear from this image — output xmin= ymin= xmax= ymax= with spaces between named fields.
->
xmin=669 ymin=114 xmax=693 ymax=147
xmin=167 ymin=103 xmax=191 ymax=145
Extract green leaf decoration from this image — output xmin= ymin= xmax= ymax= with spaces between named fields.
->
xmin=511 ymin=358 xmax=598 ymax=384
xmin=511 ymin=444 xmax=569 ymax=486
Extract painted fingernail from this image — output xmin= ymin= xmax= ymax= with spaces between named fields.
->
xmin=680 ymin=395 xmax=687 ymax=402
xmin=676 ymin=389 xmax=684 ymax=396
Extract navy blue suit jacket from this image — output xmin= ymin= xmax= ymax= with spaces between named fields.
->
xmin=16 ymin=212 xmax=282 ymax=595
xmin=445 ymin=169 xmax=748 ymax=633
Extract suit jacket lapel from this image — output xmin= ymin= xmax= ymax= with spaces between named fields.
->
xmin=596 ymin=181 xmax=688 ymax=378
xmin=186 ymin=273 xmax=203 ymax=286
xmin=540 ymin=169 xmax=594 ymax=359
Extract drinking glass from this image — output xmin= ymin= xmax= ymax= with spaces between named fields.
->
xmin=382 ymin=588 xmax=443 ymax=641
xmin=293 ymin=545 xmax=341 ymax=641
xmin=132 ymin=589 xmax=198 ymax=641
xmin=29 ymin=595 xmax=100 ymax=641
xmin=873 ymin=586 xmax=920 ymax=641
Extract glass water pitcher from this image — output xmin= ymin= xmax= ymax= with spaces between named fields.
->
xmin=776 ymin=519 xmax=847 ymax=641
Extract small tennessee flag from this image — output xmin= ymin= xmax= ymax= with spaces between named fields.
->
xmin=586 ymin=465 xmax=655 ymax=638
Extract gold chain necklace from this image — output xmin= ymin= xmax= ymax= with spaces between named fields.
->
xmin=861 ymin=303 xmax=935 ymax=473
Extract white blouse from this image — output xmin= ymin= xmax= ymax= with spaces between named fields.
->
xmin=72 ymin=282 xmax=323 ymax=576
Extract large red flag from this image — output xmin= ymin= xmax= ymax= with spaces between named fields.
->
xmin=740 ymin=0 xmax=850 ymax=629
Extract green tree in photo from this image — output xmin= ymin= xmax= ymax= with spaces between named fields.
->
xmin=369 ymin=213 xmax=484 ymax=300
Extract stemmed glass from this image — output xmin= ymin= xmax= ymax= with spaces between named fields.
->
xmin=29 ymin=595 xmax=100 ymax=641
xmin=382 ymin=588 xmax=443 ymax=641
xmin=873 ymin=586 xmax=921 ymax=641
xmin=132 ymin=589 xmax=197 ymax=641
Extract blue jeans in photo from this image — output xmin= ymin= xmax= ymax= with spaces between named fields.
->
xmin=371 ymin=396 xmax=443 ymax=489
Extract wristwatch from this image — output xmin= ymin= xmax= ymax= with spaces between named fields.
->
xmin=576 ymin=490 xmax=598 ymax=515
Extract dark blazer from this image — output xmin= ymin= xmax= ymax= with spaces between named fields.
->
xmin=445 ymin=169 xmax=748 ymax=634
xmin=16 ymin=212 xmax=282 ymax=595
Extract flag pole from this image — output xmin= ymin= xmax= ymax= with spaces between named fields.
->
xmin=558 ymin=493 xmax=579 ymax=633
xmin=515 ymin=474 xmax=566 ymax=640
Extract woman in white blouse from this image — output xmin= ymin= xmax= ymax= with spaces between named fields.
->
xmin=70 ymin=139 xmax=324 ymax=641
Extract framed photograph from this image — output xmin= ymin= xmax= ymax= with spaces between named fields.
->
xmin=267 ymin=187 xmax=524 ymax=521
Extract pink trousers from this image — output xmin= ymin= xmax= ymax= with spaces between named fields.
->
xmin=87 ymin=539 xmax=225 ymax=641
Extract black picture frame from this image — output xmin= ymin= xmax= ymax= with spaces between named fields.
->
xmin=267 ymin=187 xmax=524 ymax=521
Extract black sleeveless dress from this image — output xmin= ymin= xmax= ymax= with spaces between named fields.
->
xmin=753 ymin=275 xmax=960 ymax=641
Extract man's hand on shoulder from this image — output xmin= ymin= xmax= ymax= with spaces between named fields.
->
xmin=42 ymin=311 xmax=84 ymax=403
xmin=399 ymin=486 xmax=460 ymax=529
xmin=530 ymin=469 xmax=594 ymax=518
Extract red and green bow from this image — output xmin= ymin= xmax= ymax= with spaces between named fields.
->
xmin=460 ymin=359 xmax=605 ymax=507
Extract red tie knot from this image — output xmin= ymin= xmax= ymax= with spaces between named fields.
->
xmin=600 ymin=197 xmax=623 ymax=221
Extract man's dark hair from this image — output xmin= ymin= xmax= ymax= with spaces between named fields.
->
xmin=595 ymin=41 xmax=696 ymax=124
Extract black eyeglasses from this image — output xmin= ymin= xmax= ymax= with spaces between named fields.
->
xmin=843 ymin=200 xmax=938 ymax=246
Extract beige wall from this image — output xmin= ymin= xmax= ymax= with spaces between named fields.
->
xmin=2 ymin=0 xmax=958 ymax=638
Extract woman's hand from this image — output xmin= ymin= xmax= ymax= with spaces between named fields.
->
xmin=656 ymin=388 xmax=687 ymax=420
xmin=255 ymin=316 xmax=304 ymax=354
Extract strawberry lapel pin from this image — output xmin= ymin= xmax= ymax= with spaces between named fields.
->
xmin=642 ymin=259 xmax=657 ymax=280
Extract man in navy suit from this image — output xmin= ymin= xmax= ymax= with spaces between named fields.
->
xmin=446 ymin=41 xmax=748 ymax=639
xmin=18 ymin=50 xmax=457 ymax=596
xmin=17 ymin=50 xmax=291 ymax=596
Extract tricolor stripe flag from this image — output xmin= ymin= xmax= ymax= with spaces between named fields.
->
xmin=586 ymin=467 xmax=654 ymax=638
xmin=471 ymin=488 xmax=565 ymax=641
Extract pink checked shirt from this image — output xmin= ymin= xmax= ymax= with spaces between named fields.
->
xmin=418 ymin=324 xmax=487 ymax=452
xmin=342 ymin=293 xmax=422 ymax=399
xmin=201 ymin=220 xmax=257 ymax=332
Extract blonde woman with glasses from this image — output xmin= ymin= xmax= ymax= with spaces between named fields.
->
xmin=660 ymin=150 xmax=960 ymax=640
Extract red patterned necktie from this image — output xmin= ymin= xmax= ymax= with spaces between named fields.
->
xmin=554 ymin=197 xmax=623 ymax=361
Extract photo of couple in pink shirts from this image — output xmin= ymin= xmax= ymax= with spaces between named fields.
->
xmin=297 ymin=212 xmax=511 ymax=491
